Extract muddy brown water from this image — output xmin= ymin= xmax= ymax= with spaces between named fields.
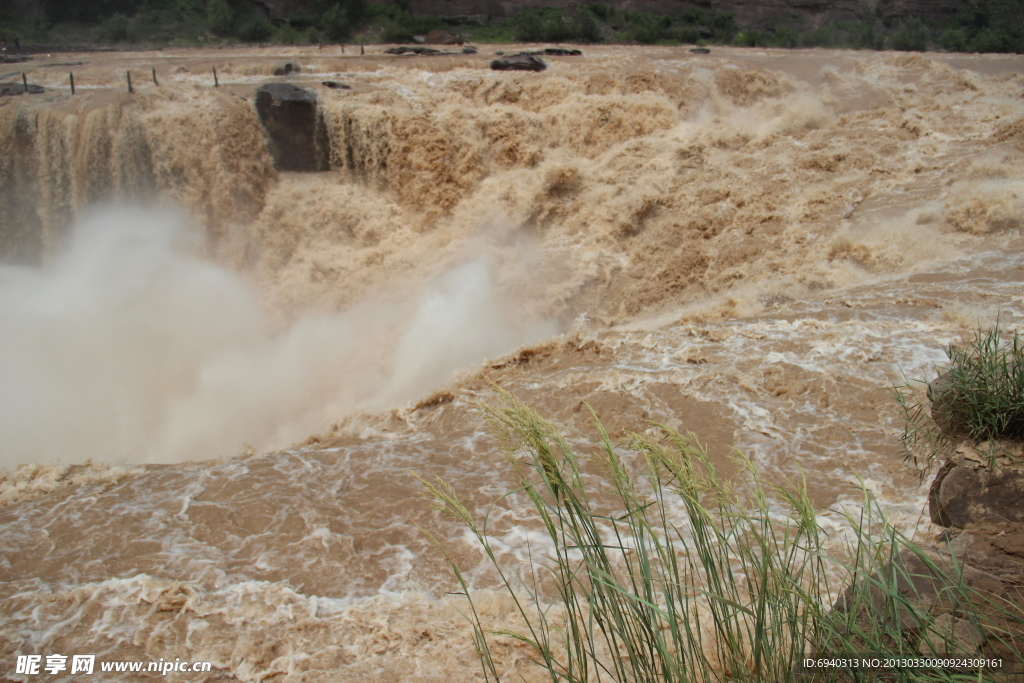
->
xmin=1 ymin=44 xmax=1023 ymax=681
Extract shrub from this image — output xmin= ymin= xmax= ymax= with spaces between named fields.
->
xmin=514 ymin=10 xmax=543 ymax=42
xmin=541 ymin=14 xmax=571 ymax=42
xmin=344 ymin=0 xmax=367 ymax=23
xmin=770 ymin=26 xmax=799 ymax=48
xmin=706 ymin=11 xmax=737 ymax=40
xmin=968 ymin=26 xmax=1024 ymax=53
xmin=891 ymin=17 xmax=930 ymax=51
xmin=588 ymin=2 xmax=612 ymax=22
xmin=206 ymin=0 xmax=233 ymax=36
xmin=378 ymin=19 xmax=414 ymax=43
xmin=322 ymin=3 xmax=350 ymax=41
xmin=732 ymin=29 xmax=765 ymax=47
xmin=939 ymin=27 xmax=968 ymax=51
xmin=514 ymin=9 xmax=575 ymax=42
xmin=895 ymin=322 xmax=1024 ymax=475
xmin=672 ymin=26 xmax=697 ymax=44
xmin=420 ymin=391 xmax=1024 ymax=682
xmin=273 ymin=23 xmax=305 ymax=45
xmin=849 ymin=21 xmax=884 ymax=50
xmin=798 ymin=24 xmax=838 ymax=47
xmin=101 ymin=12 xmax=132 ymax=43
xmin=238 ymin=17 xmax=272 ymax=43
xmin=629 ymin=15 xmax=674 ymax=44
xmin=569 ymin=6 xmax=602 ymax=43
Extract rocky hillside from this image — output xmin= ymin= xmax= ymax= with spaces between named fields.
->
xmin=5 ymin=0 xmax=973 ymax=28
xmin=401 ymin=0 xmax=967 ymax=27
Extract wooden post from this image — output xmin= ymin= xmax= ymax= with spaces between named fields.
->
xmin=69 ymin=72 xmax=75 ymax=95
xmin=360 ymin=43 xmax=364 ymax=55
xmin=126 ymin=70 xmax=133 ymax=94
xmin=213 ymin=67 xmax=219 ymax=88
xmin=21 ymin=72 xmax=28 ymax=91
xmin=340 ymin=43 xmax=344 ymax=54
xmin=152 ymin=68 xmax=158 ymax=86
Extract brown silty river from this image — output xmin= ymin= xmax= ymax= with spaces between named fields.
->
xmin=1 ymin=43 xmax=1023 ymax=681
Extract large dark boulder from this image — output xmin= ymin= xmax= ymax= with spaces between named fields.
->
xmin=253 ymin=82 xmax=327 ymax=172
xmin=490 ymin=54 xmax=547 ymax=72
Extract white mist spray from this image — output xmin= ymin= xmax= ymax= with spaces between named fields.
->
xmin=0 ymin=208 xmax=546 ymax=467
xmin=387 ymin=257 xmax=514 ymax=401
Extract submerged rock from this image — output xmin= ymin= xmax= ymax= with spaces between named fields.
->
xmin=384 ymin=46 xmax=441 ymax=55
xmin=524 ymin=48 xmax=582 ymax=56
xmin=253 ymin=82 xmax=326 ymax=172
xmin=0 ymin=82 xmax=44 ymax=96
xmin=490 ymin=54 xmax=547 ymax=72
xmin=273 ymin=61 xmax=301 ymax=76
xmin=322 ymin=81 xmax=351 ymax=90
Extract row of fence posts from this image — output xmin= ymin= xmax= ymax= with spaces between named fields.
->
xmin=31 ymin=44 xmax=364 ymax=96
xmin=23 ymin=67 xmax=220 ymax=96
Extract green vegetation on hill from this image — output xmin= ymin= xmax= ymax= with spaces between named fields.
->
xmin=0 ymin=0 xmax=1022 ymax=53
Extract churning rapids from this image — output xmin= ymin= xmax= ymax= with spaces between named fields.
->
xmin=1 ymin=44 xmax=1023 ymax=681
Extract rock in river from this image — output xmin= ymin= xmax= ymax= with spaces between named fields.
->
xmin=253 ymin=82 xmax=327 ymax=172
xmin=490 ymin=54 xmax=547 ymax=72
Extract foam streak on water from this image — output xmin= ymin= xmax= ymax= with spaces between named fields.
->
xmin=1 ymin=44 xmax=1023 ymax=681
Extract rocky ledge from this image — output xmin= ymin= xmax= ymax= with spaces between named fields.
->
xmin=830 ymin=380 xmax=1024 ymax=668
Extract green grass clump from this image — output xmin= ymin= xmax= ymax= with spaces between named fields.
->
xmin=896 ymin=322 xmax=1024 ymax=475
xmin=419 ymin=390 xmax=1022 ymax=682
